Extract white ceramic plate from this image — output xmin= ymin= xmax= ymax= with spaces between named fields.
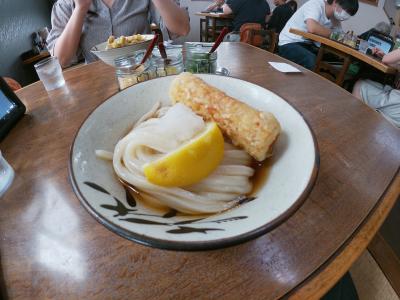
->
xmin=69 ymin=74 xmax=319 ymax=251
xmin=90 ymin=34 xmax=154 ymax=66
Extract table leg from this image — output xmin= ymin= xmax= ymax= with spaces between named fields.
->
xmin=336 ymin=55 xmax=352 ymax=87
xmin=205 ymin=17 xmax=209 ymax=42
xmin=313 ymin=46 xmax=324 ymax=73
xmin=212 ymin=18 xmax=217 ymax=41
xmin=200 ymin=18 xmax=203 ymax=42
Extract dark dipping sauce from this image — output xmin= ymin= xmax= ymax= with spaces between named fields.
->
xmin=250 ymin=158 xmax=272 ymax=196
xmin=120 ymin=158 xmax=272 ymax=216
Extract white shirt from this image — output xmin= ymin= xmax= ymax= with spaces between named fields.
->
xmin=278 ymin=0 xmax=332 ymax=46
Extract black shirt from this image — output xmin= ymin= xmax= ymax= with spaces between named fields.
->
xmin=226 ymin=0 xmax=271 ymax=32
xmin=267 ymin=2 xmax=296 ymax=33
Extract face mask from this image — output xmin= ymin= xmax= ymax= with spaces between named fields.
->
xmin=334 ymin=7 xmax=351 ymax=21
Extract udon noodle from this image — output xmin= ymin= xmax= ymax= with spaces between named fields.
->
xmin=97 ymin=102 xmax=255 ymax=214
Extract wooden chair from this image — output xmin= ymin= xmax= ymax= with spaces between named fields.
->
xmin=201 ymin=17 xmax=232 ymax=42
xmin=240 ymin=25 xmax=279 ymax=53
xmin=313 ymin=46 xmax=353 ymax=86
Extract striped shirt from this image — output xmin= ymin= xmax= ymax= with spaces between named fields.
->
xmin=47 ymin=0 xmax=181 ymax=65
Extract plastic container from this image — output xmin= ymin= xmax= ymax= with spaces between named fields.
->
xmin=185 ymin=44 xmax=217 ymax=74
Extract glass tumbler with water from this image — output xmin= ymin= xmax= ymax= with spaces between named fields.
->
xmin=0 ymin=151 xmax=14 ymax=198
xmin=34 ymin=57 xmax=65 ymax=91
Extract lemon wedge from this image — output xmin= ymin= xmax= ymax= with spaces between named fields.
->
xmin=143 ymin=122 xmax=224 ymax=187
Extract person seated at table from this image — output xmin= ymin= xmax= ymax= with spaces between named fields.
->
xmin=267 ymin=0 xmax=297 ymax=33
xmin=222 ymin=0 xmax=271 ymax=42
xmin=266 ymin=0 xmax=287 ymax=23
xmin=278 ymin=0 xmax=359 ymax=70
xmin=352 ymin=48 xmax=400 ymax=128
xmin=203 ymin=0 xmax=233 ymax=34
xmin=47 ymin=0 xmax=190 ymax=68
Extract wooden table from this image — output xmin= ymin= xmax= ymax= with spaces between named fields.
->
xmin=1 ymin=43 xmax=399 ymax=299
xmin=195 ymin=12 xmax=233 ymax=42
xmin=289 ymin=28 xmax=397 ymax=85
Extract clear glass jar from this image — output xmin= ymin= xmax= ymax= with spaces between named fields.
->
xmin=0 ymin=150 xmax=14 ymax=198
xmin=152 ymin=54 xmax=184 ymax=77
xmin=185 ymin=44 xmax=217 ymax=74
xmin=115 ymin=51 xmax=156 ymax=90
xmin=330 ymin=29 xmax=340 ymax=41
xmin=394 ymin=36 xmax=400 ymax=50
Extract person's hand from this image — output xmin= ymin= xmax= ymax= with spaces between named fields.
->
xmin=74 ymin=0 xmax=92 ymax=12
xmin=372 ymin=47 xmax=385 ymax=58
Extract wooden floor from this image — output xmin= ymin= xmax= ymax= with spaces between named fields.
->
xmin=350 ymin=251 xmax=399 ymax=300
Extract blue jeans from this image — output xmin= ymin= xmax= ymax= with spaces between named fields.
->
xmin=278 ymin=42 xmax=319 ymax=70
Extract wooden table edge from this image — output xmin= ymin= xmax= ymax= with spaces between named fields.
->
xmin=194 ymin=12 xmax=233 ymax=19
xmin=288 ymin=28 xmax=397 ymax=74
xmin=287 ymin=169 xmax=400 ymax=300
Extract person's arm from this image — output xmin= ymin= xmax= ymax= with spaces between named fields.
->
xmin=223 ymin=0 xmax=246 ymax=15
xmin=306 ymin=19 xmax=331 ymax=37
xmin=382 ymin=49 xmax=400 ymax=65
xmin=222 ymin=3 xmax=233 ymax=14
xmin=152 ymin=0 xmax=189 ymax=36
xmin=206 ymin=0 xmax=224 ymax=12
xmin=302 ymin=2 xmax=331 ymax=37
xmin=46 ymin=0 xmax=92 ymax=68
xmin=206 ymin=3 xmax=219 ymax=11
xmin=53 ymin=2 xmax=91 ymax=68
xmin=371 ymin=48 xmax=385 ymax=58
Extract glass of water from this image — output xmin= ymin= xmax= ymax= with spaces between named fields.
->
xmin=358 ymin=40 xmax=369 ymax=54
xmin=34 ymin=56 xmax=65 ymax=91
xmin=0 ymin=151 xmax=14 ymax=198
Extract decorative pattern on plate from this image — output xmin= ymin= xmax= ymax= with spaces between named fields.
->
xmin=84 ymin=181 xmax=256 ymax=235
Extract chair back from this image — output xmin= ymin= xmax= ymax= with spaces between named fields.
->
xmin=239 ymin=23 xmax=278 ymax=53
xmin=240 ymin=23 xmax=263 ymax=46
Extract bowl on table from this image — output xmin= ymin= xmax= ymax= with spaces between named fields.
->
xmin=90 ymin=34 xmax=154 ymax=66
xmin=69 ymin=74 xmax=319 ymax=251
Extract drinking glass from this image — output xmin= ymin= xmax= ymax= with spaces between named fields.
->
xmin=358 ymin=40 xmax=369 ymax=54
xmin=0 ymin=151 xmax=14 ymax=198
xmin=34 ymin=57 xmax=65 ymax=91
